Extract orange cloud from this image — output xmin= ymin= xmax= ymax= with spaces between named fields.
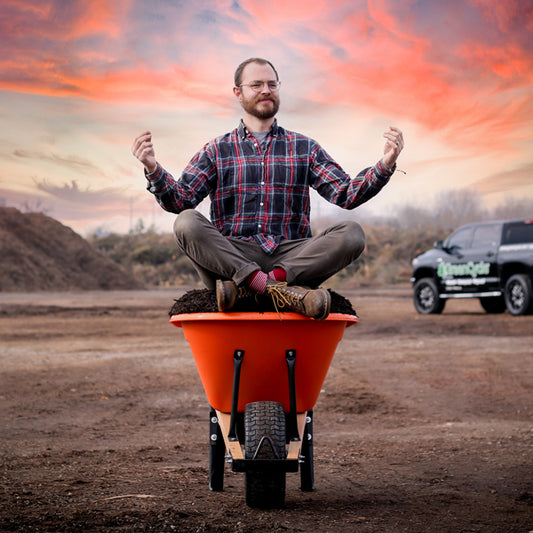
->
xmin=469 ymin=163 xmax=533 ymax=195
xmin=0 ymin=57 xmax=232 ymax=111
xmin=0 ymin=0 xmax=237 ymax=107
xmin=471 ymin=0 xmax=533 ymax=33
xmin=1 ymin=0 xmax=531 ymax=155
xmin=456 ymin=42 xmax=533 ymax=81
xmin=238 ymin=0 xmax=331 ymax=26
xmin=263 ymin=0 xmax=533 ymax=152
xmin=67 ymin=0 xmax=132 ymax=40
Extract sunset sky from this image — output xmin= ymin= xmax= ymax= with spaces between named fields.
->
xmin=1 ymin=0 xmax=532 ymax=235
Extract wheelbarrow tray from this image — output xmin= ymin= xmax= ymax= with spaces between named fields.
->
xmin=170 ymin=312 xmax=357 ymax=413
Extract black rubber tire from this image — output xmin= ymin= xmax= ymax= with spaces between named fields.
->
xmin=413 ymin=278 xmax=445 ymax=314
xmin=244 ymin=401 xmax=286 ymax=509
xmin=504 ymin=274 xmax=533 ymax=316
xmin=208 ymin=409 xmax=225 ymax=491
xmin=479 ymin=296 xmax=506 ymax=314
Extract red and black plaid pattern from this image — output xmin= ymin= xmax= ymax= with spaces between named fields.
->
xmin=146 ymin=121 xmax=392 ymax=254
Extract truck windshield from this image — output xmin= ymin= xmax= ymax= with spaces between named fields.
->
xmin=502 ymin=222 xmax=533 ymax=244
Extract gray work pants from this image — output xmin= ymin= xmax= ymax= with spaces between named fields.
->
xmin=173 ymin=209 xmax=365 ymax=290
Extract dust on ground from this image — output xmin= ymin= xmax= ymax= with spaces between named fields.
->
xmin=1 ymin=287 xmax=532 ymax=532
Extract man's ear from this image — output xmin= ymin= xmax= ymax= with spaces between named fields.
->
xmin=233 ymin=86 xmax=242 ymax=101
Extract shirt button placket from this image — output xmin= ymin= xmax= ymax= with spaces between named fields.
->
xmin=258 ymin=146 xmax=266 ymax=233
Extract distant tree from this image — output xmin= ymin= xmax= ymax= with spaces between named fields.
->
xmin=87 ymin=190 xmax=532 ymax=288
xmin=489 ymin=197 xmax=533 ymax=220
xmin=20 ymin=199 xmax=51 ymax=215
xmin=393 ymin=205 xmax=435 ymax=230
xmin=132 ymin=218 xmax=145 ymax=234
xmin=432 ymin=189 xmax=486 ymax=231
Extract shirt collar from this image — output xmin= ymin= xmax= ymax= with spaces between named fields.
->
xmin=238 ymin=119 xmax=280 ymax=139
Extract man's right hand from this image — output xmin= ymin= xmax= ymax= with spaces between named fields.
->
xmin=132 ymin=131 xmax=157 ymax=175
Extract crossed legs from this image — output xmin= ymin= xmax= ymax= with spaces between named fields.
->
xmin=173 ymin=209 xmax=365 ymax=290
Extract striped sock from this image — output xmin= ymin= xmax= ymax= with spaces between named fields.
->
xmin=268 ymin=268 xmax=287 ymax=282
xmin=246 ymin=270 xmax=269 ymax=294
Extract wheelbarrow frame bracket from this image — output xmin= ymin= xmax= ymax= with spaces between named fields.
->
xmin=228 ymin=349 xmax=244 ymax=441
xmin=232 ymin=458 xmax=299 ymax=473
xmin=285 ymin=349 xmax=300 ymax=442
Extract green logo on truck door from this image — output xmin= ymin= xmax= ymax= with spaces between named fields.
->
xmin=437 ymin=261 xmax=490 ymax=278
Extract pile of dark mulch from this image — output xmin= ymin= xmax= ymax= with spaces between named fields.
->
xmin=169 ymin=288 xmax=357 ymax=316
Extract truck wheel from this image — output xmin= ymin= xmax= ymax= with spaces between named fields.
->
xmin=504 ymin=274 xmax=533 ymax=316
xmin=244 ymin=401 xmax=286 ymax=509
xmin=413 ymin=278 xmax=445 ymax=314
xmin=479 ymin=296 xmax=506 ymax=314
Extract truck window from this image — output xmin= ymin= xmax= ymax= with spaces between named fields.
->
xmin=502 ymin=222 xmax=533 ymax=244
xmin=446 ymin=227 xmax=474 ymax=250
xmin=471 ymin=224 xmax=500 ymax=248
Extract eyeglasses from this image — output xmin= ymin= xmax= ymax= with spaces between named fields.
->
xmin=238 ymin=80 xmax=281 ymax=92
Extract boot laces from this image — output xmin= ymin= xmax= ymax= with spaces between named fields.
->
xmin=267 ymin=282 xmax=303 ymax=316
xmin=237 ymin=286 xmax=253 ymax=299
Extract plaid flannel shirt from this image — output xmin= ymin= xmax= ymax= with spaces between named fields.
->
xmin=146 ymin=120 xmax=393 ymax=254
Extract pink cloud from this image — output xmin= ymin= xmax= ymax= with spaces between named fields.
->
xmin=1 ymin=0 xmax=531 ymax=154
xmin=0 ymin=58 xmax=231 ymax=110
xmin=66 ymin=0 xmax=132 ymax=40
xmin=469 ymin=162 xmax=533 ymax=195
xmin=471 ymin=0 xmax=533 ymax=33
xmin=264 ymin=0 xmax=533 ymax=151
xmin=456 ymin=42 xmax=533 ymax=82
xmin=238 ymin=0 xmax=331 ymax=26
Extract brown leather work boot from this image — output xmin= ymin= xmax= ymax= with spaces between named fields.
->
xmin=216 ymin=279 xmax=253 ymax=312
xmin=266 ymin=281 xmax=331 ymax=320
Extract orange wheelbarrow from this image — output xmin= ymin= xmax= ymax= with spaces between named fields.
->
xmin=170 ymin=311 xmax=358 ymax=509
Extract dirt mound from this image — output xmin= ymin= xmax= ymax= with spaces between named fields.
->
xmin=0 ymin=207 xmax=144 ymax=292
xmin=169 ymin=288 xmax=358 ymax=316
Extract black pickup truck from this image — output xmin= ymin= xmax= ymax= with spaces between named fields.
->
xmin=411 ymin=219 xmax=533 ymax=316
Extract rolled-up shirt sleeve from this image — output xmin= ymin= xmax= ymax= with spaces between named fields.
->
xmin=310 ymin=143 xmax=394 ymax=210
xmin=145 ymin=147 xmax=217 ymax=213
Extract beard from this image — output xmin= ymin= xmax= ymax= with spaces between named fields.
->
xmin=241 ymin=93 xmax=280 ymax=119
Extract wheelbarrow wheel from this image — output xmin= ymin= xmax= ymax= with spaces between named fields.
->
xmin=244 ymin=401 xmax=286 ymax=509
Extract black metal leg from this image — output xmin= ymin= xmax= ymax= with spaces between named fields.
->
xmin=228 ymin=350 xmax=244 ymax=441
xmin=209 ymin=408 xmax=225 ymax=491
xmin=285 ymin=349 xmax=299 ymax=442
xmin=300 ymin=409 xmax=315 ymax=491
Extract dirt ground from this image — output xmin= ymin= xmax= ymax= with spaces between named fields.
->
xmin=1 ymin=286 xmax=532 ymax=533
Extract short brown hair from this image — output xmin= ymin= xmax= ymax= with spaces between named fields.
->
xmin=234 ymin=58 xmax=279 ymax=87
